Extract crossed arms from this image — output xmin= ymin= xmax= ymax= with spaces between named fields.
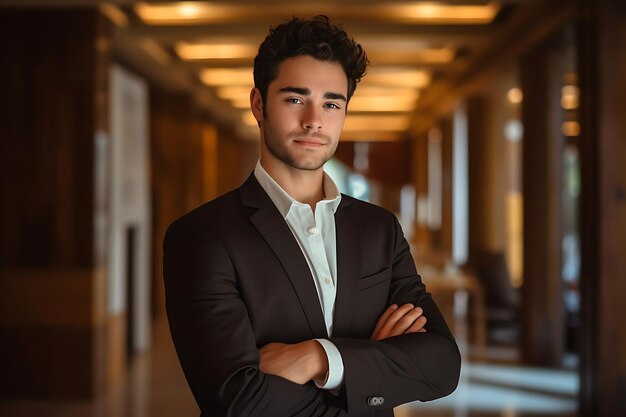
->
xmin=258 ymin=303 xmax=428 ymax=385
xmin=164 ymin=210 xmax=461 ymax=417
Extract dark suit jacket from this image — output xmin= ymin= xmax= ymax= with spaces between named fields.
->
xmin=163 ymin=173 xmax=461 ymax=417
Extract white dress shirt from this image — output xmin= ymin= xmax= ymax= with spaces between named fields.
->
xmin=254 ymin=161 xmax=345 ymax=390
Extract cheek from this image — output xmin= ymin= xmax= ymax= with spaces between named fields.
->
xmin=329 ymin=114 xmax=346 ymax=134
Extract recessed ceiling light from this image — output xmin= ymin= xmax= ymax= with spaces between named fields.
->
xmin=507 ymin=87 xmax=523 ymax=104
xmin=200 ymin=68 xmax=253 ymax=86
xmin=344 ymin=115 xmax=411 ymax=132
xmin=365 ymin=68 xmax=431 ymax=88
xmin=388 ymin=2 xmax=500 ymax=24
xmin=176 ymin=42 xmax=258 ymax=60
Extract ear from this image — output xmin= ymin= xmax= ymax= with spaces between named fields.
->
xmin=250 ymin=87 xmax=264 ymax=123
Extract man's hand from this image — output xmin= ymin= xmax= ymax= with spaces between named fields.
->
xmin=371 ymin=303 xmax=427 ymax=341
xmin=258 ymin=340 xmax=328 ymax=385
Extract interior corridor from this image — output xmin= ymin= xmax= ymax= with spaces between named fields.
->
xmin=0 ymin=319 xmax=578 ymax=417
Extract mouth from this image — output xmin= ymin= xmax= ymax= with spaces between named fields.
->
xmin=293 ymin=138 xmax=326 ymax=147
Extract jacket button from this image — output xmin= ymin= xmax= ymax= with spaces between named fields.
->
xmin=367 ymin=396 xmax=384 ymax=407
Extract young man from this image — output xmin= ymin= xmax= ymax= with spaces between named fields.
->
xmin=164 ymin=16 xmax=461 ymax=417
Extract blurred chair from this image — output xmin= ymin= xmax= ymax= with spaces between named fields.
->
xmin=466 ymin=249 xmax=520 ymax=345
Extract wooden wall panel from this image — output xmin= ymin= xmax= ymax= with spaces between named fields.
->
xmin=150 ymin=89 xmax=206 ymax=318
xmin=0 ymin=9 xmax=100 ymax=268
xmin=578 ymin=0 xmax=626 ymax=414
xmin=520 ymin=34 xmax=566 ymax=367
xmin=466 ymin=96 xmax=490 ymax=254
xmin=0 ymin=9 xmax=109 ymax=398
xmin=216 ymin=130 xmax=259 ymax=197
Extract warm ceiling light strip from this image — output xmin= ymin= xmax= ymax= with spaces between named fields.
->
xmin=135 ymin=2 xmax=499 ymax=26
xmin=365 ymin=69 xmax=431 ymax=88
xmin=368 ymin=47 xmax=455 ymax=65
xmin=200 ymin=68 xmax=253 ymax=86
xmin=389 ymin=2 xmax=500 ymax=24
xmin=217 ymin=86 xmax=254 ymax=100
xmin=135 ymin=2 xmax=232 ymax=24
xmin=177 ymin=42 xmax=258 ymax=60
xmin=344 ymin=115 xmax=410 ymax=132
xmin=347 ymin=96 xmax=417 ymax=112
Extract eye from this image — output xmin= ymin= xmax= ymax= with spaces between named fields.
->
xmin=286 ymin=97 xmax=303 ymax=104
xmin=324 ymin=102 xmax=341 ymax=110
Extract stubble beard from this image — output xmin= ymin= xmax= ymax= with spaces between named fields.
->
xmin=262 ymin=120 xmax=337 ymax=171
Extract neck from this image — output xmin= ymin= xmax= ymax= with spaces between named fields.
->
xmin=260 ymin=158 xmax=325 ymax=209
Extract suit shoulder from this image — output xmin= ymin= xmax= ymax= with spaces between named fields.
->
xmin=164 ymin=188 xmax=242 ymax=241
xmin=340 ymin=193 xmax=397 ymax=222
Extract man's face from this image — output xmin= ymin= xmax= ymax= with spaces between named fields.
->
xmin=252 ymin=55 xmax=348 ymax=172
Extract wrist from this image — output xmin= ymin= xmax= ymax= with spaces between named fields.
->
xmin=307 ymin=340 xmax=328 ymax=381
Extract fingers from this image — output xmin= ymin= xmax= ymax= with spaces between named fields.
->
xmin=388 ymin=304 xmax=423 ymax=336
xmin=371 ymin=304 xmax=398 ymax=338
xmin=406 ymin=314 xmax=427 ymax=333
xmin=371 ymin=303 xmax=427 ymax=340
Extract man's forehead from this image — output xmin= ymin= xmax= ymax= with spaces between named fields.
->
xmin=270 ymin=56 xmax=348 ymax=94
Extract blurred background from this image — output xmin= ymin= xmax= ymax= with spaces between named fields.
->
xmin=0 ymin=0 xmax=625 ymax=416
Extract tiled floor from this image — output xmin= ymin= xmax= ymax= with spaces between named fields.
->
xmin=0 ymin=319 xmax=578 ymax=417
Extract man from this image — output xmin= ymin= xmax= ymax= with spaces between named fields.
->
xmin=164 ymin=16 xmax=461 ymax=417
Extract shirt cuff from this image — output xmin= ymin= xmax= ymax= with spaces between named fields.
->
xmin=313 ymin=338 xmax=344 ymax=390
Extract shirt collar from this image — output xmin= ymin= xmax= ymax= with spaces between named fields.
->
xmin=254 ymin=160 xmax=342 ymax=219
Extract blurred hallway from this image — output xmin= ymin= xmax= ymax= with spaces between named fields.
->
xmin=1 ymin=0 xmax=626 ymax=416
xmin=0 ymin=319 xmax=578 ymax=417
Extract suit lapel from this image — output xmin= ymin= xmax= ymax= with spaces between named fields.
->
xmin=240 ymin=174 xmax=328 ymax=338
xmin=332 ymin=198 xmax=361 ymax=337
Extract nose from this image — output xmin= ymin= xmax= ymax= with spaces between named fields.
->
xmin=302 ymin=105 xmax=322 ymax=130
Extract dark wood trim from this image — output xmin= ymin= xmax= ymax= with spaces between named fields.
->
xmin=578 ymin=0 xmax=626 ymax=414
xmin=412 ymin=0 xmax=577 ymax=134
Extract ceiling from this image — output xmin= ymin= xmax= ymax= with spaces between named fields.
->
xmin=6 ymin=1 xmax=540 ymax=141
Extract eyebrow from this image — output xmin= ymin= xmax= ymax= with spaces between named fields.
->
xmin=279 ymin=86 xmax=347 ymax=102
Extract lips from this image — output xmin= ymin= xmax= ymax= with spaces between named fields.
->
xmin=293 ymin=138 xmax=326 ymax=146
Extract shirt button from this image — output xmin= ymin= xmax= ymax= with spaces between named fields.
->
xmin=324 ymin=277 xmax=332 ymax=285
xmin=308 ymin=227 xmax=319 ymax=235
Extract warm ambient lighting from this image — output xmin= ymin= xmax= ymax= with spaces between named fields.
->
xmin=561 ymin=85 xmax=580 ymax=110
xmin=367 ymin=48 xmax=455 ymax=65
xmin=388 ymin=1 xmax=500 ymax=24
xmin=345 ymin=115 xmax=411 ymax=132
xmin=562 ymin=121 xmax=581 ymax=137
xmin=200 ymin=68 xmax=253 ymax=86
xmin=176 ymin=42 xmax=258 ymax=60
xmin=361 ymin=39 xmax=456 ymax=65
xmin=136 ymin=2 xmax=498 ymax=26
xmin=135 ymin=2 xmax=231 ymax=24
xmin=507 ymin=87 xmax=523 ymax=104
xmin=178 ymin=2 xmax=202 ymax=17
xmin=365 ymin=68 xmax=430 ymax=88
xmin=216 ymin=86 xmax=253 ymax=100
xmin=347 ymin=96 xmax=418 ymax=112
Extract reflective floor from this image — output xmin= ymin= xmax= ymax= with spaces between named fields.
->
xmin=0 ymin=319 xmax=578 ymax=417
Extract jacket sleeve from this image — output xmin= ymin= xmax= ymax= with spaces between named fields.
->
xmin=330 ymin=214 xmax=462 ymax=414
xmin=163 ymin=220 xmax=348 ymax=417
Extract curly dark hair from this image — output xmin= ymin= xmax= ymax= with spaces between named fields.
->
xmin=253 ymin=15 xmax=369 ymax=110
